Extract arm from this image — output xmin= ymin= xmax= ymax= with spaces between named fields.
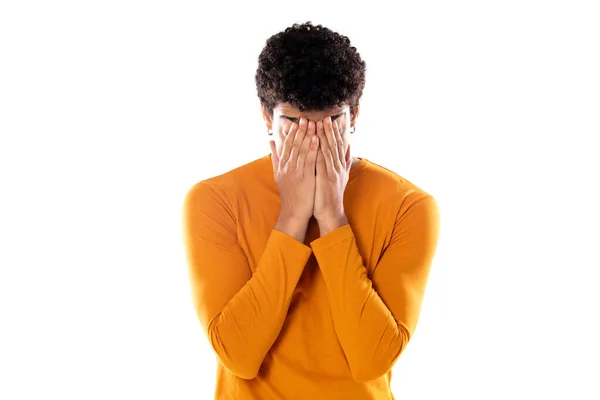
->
xmin=310 ymin=195 xmax=440 ymax=382
xmin=182 ymin=181 xmax=312 ymax=380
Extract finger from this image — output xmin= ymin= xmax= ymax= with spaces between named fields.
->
xmin=279 ymin=121 xmax=299 ymax=165
xmin=332 ymin=120 xmax=346 ymax=168
xmin=269 ymin=140 xmax=279 ymax=171
xmin=297 ymin=120 xmax=315 ymax=170
xmin=305 ymin=133 xmax=319 ymax=175
xmin=323 ymin=117 xmax=341 ymax=171
xmin=316 ymin=121 xmax=330 ymax=175
xmin=316 ymin=148 xmax=326 ymax=176
xmin=315 ymin=121 xmax=329 ymax=174
xmin=288 ymin=118 xmax=308 ymax=168
xmin=318 ymin=121 xmax=336 ymax=176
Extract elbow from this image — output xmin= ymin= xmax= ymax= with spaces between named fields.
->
xmin=219 ymin=359 xmax=260 ymax=380
xmin=210 ymin=342 xmax=262 ymax=380
xmin=351 ymin=364 xmax=391 ymax=383
xmin=349 ymin=350 xmax=399 ymax=382
xmin=350 ymin=329 xmax=410 ymax=383
xmin=207 ymin=321 xmax=261 ymax=380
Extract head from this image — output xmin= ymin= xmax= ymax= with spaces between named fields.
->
xmin=255 ymin=22 xmax=366 ymax=157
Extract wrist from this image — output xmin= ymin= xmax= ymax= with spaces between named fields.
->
xmin=275 ymin=214 xmax=309 ymax=243
xmin=277 ymin=212 xmax=310 ymax=226
xmin=317 ymin=213 xmax=348 ymax=236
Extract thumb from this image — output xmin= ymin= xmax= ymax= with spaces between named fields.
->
xmin=269 ymin=140 xmax=279 ymax=171
xmin=345 ymin=144 xmax=351 ymax=168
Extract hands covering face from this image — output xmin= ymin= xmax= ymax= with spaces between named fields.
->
xmin=270 ymin=115 xmax=351 ymax=225
xmin=313 ymin=116 xmax=351 ymax=222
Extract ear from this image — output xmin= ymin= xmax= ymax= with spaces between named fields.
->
xmin=350 ymin=103 xmax=360 ymax=128
xmin=261 ymin=103 xmax=273 ymax=130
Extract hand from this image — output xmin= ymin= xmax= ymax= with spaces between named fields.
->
xmin=270 ymin=118 xmax=320 ymax=223
xmin=313 ymin=117 xmax=351 ymax=224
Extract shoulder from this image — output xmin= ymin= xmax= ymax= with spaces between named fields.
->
xmin=183 ymin=154 xmax=270 ymax=206
xmin=358 ymin=158 xmax=437 ymax=211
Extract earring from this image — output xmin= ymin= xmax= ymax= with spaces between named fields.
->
xmin=350 ymin=126 xmax=355 ymax=134
xmin=267 ymin=129 xmax=273 ymax=136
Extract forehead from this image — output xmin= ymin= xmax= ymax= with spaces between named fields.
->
xmin=275 ymin=103 xmax=348 ymax=119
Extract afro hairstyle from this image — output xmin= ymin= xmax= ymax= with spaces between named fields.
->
xmin=255 ymin=21 xmax=366 ymax=117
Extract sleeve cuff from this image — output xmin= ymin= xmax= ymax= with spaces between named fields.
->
xmin=309 ymin=223 xmax=354 ymax=252
xmin=269 ymin=228 xmax=314 ymax=256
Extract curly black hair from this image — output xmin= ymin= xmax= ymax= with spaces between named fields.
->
xmin=255 ymin=21 xmax=366 ymax=117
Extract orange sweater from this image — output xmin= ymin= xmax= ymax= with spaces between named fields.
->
xmin=182 ymin=153 xmax=440 ymax=399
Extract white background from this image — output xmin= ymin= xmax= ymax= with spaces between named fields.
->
xmin=1 ymin=1 xmax=599 ymax=399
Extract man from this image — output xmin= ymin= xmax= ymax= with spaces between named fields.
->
xmin=182 ymin=21 xmax=440 ymax=399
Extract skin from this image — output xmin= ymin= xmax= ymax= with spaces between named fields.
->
xmin=261 ymin=102 xmax=361 ymax=172
xmin=313 ymin=116 xmax=352 ymax=235
xmin=263 ymin=102 xmax=360 ymax=238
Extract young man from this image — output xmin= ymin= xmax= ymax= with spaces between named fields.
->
xmin=182 ymin=21 xmax=440 ymax=399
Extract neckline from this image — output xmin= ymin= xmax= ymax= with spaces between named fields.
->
xmin=264 ymin=153 xmax=368 ymax=181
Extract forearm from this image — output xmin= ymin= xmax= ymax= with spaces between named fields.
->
xmin=311 ymin=225 xmax=410 ymax=382
xmin=208 ymin=226 xmax=311 ymax=379
xmin=320 ymin=254 xmax=409 ymax=382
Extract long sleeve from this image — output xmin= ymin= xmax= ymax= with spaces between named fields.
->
xmin=182 ymin=181 xmax=313 ymax=380
xmin=309 ymin=194 xmax=440 ymax=383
